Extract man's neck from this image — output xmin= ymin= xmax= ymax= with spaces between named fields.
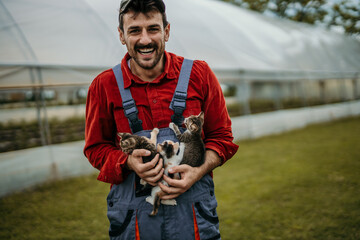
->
xmin=130 ymin=56 xmax=165 ymax=82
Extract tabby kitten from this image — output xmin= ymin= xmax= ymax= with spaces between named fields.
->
xmin=169 ymin=111 xmax=205 ymax=167
xmin=117 ymin=128 xmax=159 ymax=194
xmin=117 ymin=128 xmax=159 ymax=163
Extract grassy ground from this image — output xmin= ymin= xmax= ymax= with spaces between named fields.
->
xmin=1 ymin=117 xmax=359 ymax=240
xmin=216 ymin=117 xmax=360 ymax=240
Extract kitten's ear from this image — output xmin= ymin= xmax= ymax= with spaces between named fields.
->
xmin=198 ymin=111 xmax=205 ymax=124
xmin=117 ymin=132 xmax=124 ymax=139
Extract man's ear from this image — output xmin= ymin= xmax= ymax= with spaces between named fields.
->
xmin=164 ymin=23 xmax=170 ymax=42
xmin=118 ymin=26 xmax=126 ymax=45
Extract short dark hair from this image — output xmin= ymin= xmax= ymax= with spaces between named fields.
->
xmin=118 ymin=0 xmax=168 ymax=32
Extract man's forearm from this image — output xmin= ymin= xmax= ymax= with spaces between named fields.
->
xmin=196 ymin=149 xmax=222 ymax=178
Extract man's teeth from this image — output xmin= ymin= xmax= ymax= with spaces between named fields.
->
xmin=138 ymin=48 xmax=154 ymax=54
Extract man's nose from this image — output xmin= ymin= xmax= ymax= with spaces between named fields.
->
xmin=139 ymin=29 xmax=152 ymax=45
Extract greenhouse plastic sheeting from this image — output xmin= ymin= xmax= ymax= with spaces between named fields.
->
xmin=0 ymin=0 xmax=359 ymax=86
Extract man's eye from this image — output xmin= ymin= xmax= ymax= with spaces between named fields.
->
xmin=149 ymin=28 xmax=159 ymax=32
xmin=129 ymin=29 xmax=140 ymax=34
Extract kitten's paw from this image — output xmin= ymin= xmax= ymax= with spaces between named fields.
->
xmin=152 ymin=128 xmax=159 ymax=135
xmin=169 ymin=122 xmax=176 ymax=131
xmin=140 ymin=179 xmax=147 ymax=186
xmin=146 ymin=196 xmax=154 ymax=205
xmin=161 ymin=199 xmax=177 ymax=206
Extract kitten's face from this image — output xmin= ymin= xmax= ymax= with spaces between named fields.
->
xmin=157 ymin=140 xmax=179 ymax=159
xmin=184 ymin=111 xmax=204 ymax=133
xmin=117 ymin=132 xmax=136 ymax=154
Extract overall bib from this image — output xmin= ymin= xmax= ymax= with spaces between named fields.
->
xmin=107 ymin=60 xmax=221 ymax=240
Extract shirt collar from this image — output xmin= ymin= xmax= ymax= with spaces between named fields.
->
xmin=121 ymin=51 xmax=177 ymax=88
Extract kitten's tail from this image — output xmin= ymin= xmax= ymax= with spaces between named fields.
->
xmin=149 ymin=191 xmax=165 ymax=216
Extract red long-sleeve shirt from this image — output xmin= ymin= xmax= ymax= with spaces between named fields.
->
xmin=84 ymin=51 xmax=239 ymax=184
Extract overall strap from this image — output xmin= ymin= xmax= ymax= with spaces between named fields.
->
xmin=170 ymin=59 xmax=194 ymax=126
xmin=112 ymin=64 xmax=143 ymax=133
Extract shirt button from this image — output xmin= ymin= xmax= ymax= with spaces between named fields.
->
xmin=109 ymin=202 xmax=113 ymax=207
xmin=153 ymin=99 xmax=157 ymax=104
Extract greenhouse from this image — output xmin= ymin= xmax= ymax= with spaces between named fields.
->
xmin=1 ymin=0 xmax=359 ymax=84
xmin=0 ymin=0 xmax=359 ymax=126
xmin=1 ymin=0 xmax=360 ymax=197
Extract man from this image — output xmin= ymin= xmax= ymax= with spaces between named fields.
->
xmin=84 ymin=0 xmax=238 ymax=239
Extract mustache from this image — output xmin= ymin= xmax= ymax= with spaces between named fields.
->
xmin=134 ymin=43 xmax=157 ymax=51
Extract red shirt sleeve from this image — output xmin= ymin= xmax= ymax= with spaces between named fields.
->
xmin=200 ymin=62 xmax=239 ymax=164
xmin=84 ymin=73 xmax=130 ymax=184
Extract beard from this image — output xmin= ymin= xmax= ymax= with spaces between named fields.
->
xmin=130 ymin=41 xmax=165 ymax=70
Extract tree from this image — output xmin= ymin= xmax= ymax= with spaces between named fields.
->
xmin=274 ymin=0 xmax=327 ymax=24
xmin=222 ymin=0 xmax=269 ymax=12
xmin=327 ymin=0 xmax=360 ymax=35
xmin=220 ymin=0 xmax=360 ymax=36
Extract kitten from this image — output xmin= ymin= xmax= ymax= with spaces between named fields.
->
xmin=147 ymin=112 xmax=206 ymax=216
xmin=117 ymin=128 xmax=159 ymax=162
xmin=146 ymin=140 xmax=185 ymax=216
xmin=117 ymin=128 xmax=159 ymax=195
xmin=169 ymin=111 xmax=205 ymax=167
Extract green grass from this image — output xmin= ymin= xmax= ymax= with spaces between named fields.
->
xmin=1 ymin=117 xmax=360 ymax=240
xmin=215 ymin=117 xmax=360 ymax=240
xmin=0 ymin=176 xmax=109 ymax=240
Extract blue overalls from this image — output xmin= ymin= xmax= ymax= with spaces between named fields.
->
xmin=107 ymin=59 xmax=221 ymax=240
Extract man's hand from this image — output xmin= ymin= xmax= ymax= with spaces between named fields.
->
xmin=159 ymin=149 xmax=222 ymax=199
xmin=127 ymin=149 xmax=164 ymax=186
xmin=159 ymin=164 xmax=201 ymax=200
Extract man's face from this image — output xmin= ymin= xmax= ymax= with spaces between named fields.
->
xmin=119 ymin=10 xmax=170 ymax=70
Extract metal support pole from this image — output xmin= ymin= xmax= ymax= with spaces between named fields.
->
xmin=319 ymin=80 xmax=327 ymax=104
xmin=36 ymin=67 xmax=52 ymax=145
xmin=273 ymin=82 xmax=283 ymax=110
xmin=29 ymin=67 xmax=46 ymax=146
xmin=236 ymin=80 xmax=251 ymax=115
xmin=353 ymin=73 xmax=359 ymax=100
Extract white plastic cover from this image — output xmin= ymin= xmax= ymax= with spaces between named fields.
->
xmin=0 ymin=0 xmax=359 ymax=86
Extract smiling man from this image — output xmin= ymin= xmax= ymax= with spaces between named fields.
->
xmin=119 ymin=7 xmax=168 ymax=77
xmin=84 ymin=0 xmax=238 ymax=239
